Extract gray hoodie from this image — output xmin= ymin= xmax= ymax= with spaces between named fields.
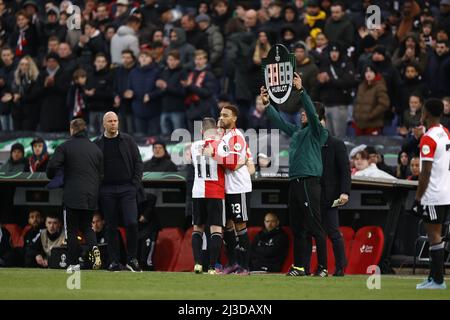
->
xmin=110 ymin=25 xmax=140 ymax=65
xmin=164 ymin=28 xmax=195 ymax=70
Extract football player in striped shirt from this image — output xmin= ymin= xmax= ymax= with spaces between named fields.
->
xmin=413 ymin=99 xmax=450 ymax=290
xmin=191 ymin=118 xmax=226 ymax=274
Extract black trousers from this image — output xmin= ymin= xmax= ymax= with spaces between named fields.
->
xmin=64 ymin=208 xmax=97 ymax=266
xmin=289 ymin=177 xmax=327 ymax=268
xmin=304 ymin=206 xmax=347 ymax=272
xmin=100 ymin=183 xmax=138 ymax=263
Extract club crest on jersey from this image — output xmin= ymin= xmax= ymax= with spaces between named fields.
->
xmin=422 ymin=145 xmax=431 ymax=155
xmin=223 ymin=144 xmax=229 ymax=153
xmin=234 ymin=142 xmax=242 ymax=152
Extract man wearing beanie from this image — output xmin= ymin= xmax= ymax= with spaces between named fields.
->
xmin=317 ymin=42 xmax=356 ymax=138
xmin=0 ymin=143 xmax=27 ymax=173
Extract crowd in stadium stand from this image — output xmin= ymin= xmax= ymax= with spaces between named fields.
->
xmin=0 ymin=0 xmax=448 ymax=140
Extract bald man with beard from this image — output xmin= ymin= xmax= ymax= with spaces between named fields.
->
xmin=95 ymin=112 xmax=144 ymax=272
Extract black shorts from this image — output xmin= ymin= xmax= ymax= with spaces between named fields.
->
xmin=422 ymin=205 xmax=450 ymax=224
xmin=225 ymin=192 xmax=251 ymax=223
xmin=192 ymin=198 xmax=226 ymax=227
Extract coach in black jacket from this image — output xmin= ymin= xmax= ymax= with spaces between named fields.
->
xmin=305 ymin=114 xmax=351 ymax=276
xmin=95 ymin=111 xmax=143 ymax=272
xmin=46 ymin=118 xmax=103 ymax=269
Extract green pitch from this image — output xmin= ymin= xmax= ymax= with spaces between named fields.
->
xmin=0 ymin=269 xmax=449 ymax=300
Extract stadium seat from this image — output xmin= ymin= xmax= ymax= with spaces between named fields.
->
xmin=154 ymin=227 xmax=184 ymax=271
xmin=247 ymin=226 xmax=263 ymax=242
xmin=118 ymin=227 xmax=127 ymax=248
xmin=339 ymin=226 xmax=355 ymax=264
xmin=281 ymin=227 xmax=294 ymax=273
xmin=345 ymin=226 xmax=384 ymax=275
xmin=18 ymin=225 xmax=32 ymax=248
xmin=3 ymin=224 xmax=23 ymax=248
xmin=172 ymin=228 xmax=194 ymax=272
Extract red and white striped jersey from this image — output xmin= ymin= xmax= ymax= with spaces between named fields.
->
xmin=191 ymin=139 xmax=225 ymax=199
xmin=420 ymin=124 xmax=450 ymax=205
xmin=215 ymin=128 xmax=252 ymax=194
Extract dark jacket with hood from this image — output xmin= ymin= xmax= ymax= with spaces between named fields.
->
xmin=318 ymin=55 xmax=356 ymax=106
xmin=250 ymin=227 xmax=288 ymax=272
xmin=164 ymin=28 xmax=195 ymax=71
xmin=0 ymin=143 xmax=27 ymax=173
xmin=127 ymin=62 xmax=162 ymax=118
xmin=47 ymin=130 xmax=103 ymax=210
xmin=398 ymin=74 xmax=428 ymax=116
xmin=27 ymin=137 xmax=49 ymax=173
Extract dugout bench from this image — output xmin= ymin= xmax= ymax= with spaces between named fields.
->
xmin=0 ymin=171 xmax=418 ymax=273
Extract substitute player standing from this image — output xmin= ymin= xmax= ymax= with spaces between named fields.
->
xmin=191 ymin=118 xmax=226 ymax=275
xmin=215 ymin=105 xmax=254 ymax=275
xmin=413 ymin=99 xmax=450 ymax=290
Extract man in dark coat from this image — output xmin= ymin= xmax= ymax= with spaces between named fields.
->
xmin=46 ymin=118 xmax=103 ymax=270
xmin=86 ymin=53 xmax=114 ymax=135
xmin=304 ymin=111 xmax=351 ymax=276
xmin=95 ymin=111 xmax=144 ymax=272
xmin=424 ymin=40 xmax=450 ymax=99
xmin=113 ymin=49 xmax=136 ymax=134
xmin=0 ymin=46 xmax=16 ymax=130
xmin=249 ymin=213 xmax=288 ymax=273
xmin=157 ymin=50 xmax=187 ymax=136
xmin=39 ymin=53 xmax=70 ymax=132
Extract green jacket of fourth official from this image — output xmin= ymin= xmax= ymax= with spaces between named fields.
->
xmin=265 ymin=89 xmax=328 ymax=179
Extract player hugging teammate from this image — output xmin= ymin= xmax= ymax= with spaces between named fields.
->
xmin=191 ymin=105 xmax=255 ymax=275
